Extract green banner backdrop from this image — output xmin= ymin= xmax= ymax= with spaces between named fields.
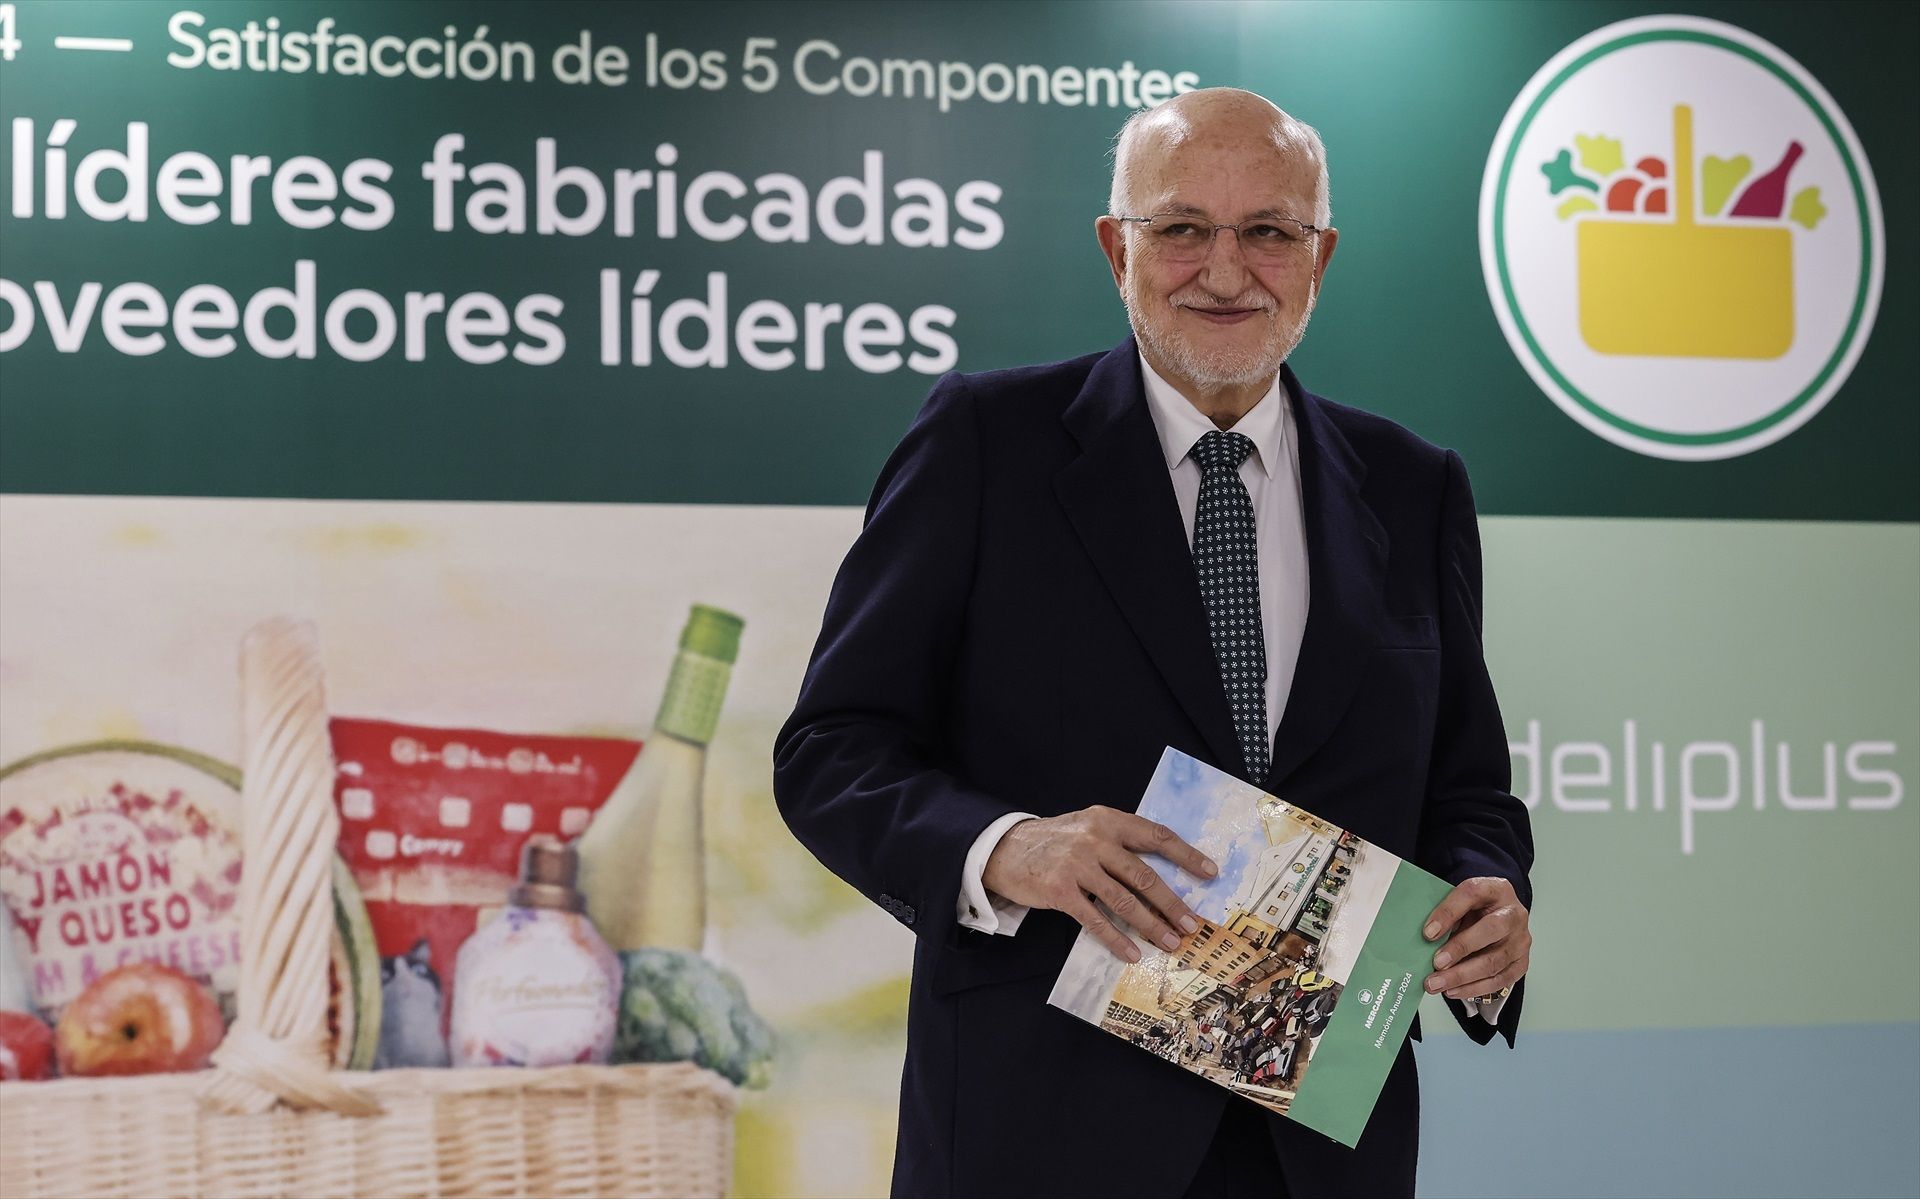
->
xmin=2 ymin=2 xmax=1915 ymax=1196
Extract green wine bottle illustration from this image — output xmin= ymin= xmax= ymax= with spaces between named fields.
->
xmin=577 ymin=605 xmax=743 ymax=952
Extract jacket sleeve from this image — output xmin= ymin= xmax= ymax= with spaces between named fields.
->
xmin=772 ymin=372 xmax=1021 ymax=948
xmin=1417 ymin=449 xmax=1535 ymax=1046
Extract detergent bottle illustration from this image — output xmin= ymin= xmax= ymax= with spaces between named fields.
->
xmin=1577 ymin=105 xmax=1795 ymax=360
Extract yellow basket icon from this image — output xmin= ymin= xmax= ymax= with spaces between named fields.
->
xmin=1578 ymin=105 xmax=1793 ymax=360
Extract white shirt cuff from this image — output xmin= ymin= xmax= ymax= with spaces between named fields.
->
xmin=956 ymin=812 xmax=1039 ymax=935
xmin=1461 ymin=987 xmax=1514 ymax=1024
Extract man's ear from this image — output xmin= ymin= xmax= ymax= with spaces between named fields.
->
xmin=1095 ymin=216 xmax=1128 ymax=293
xmin=1312 ymin=227 xmax=1339 ymax=291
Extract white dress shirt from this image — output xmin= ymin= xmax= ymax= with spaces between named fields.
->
xmin=954 ymin=353 xmax=1506 ymax=1023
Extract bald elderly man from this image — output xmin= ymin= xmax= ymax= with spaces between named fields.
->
xmin=775 ymin=89 xmax=1533 ymax=1198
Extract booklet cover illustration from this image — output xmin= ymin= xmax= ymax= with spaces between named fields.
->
xmin=1047 ymin=748 xmax=1453 ymax=1148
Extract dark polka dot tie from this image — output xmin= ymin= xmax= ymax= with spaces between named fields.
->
xmin=1189 ymin=430 xmax=1269 ymax=780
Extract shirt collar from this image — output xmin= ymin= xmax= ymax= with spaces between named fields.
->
xmin=1137 ymin=352 xmax=1286 ymax=479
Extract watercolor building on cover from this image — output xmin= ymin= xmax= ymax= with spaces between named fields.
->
xmin=1049 ymin=748 xmax=1448 ymax=1147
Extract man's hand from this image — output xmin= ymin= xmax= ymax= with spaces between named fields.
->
xmin=981 ymin=806 xmax=1218 ymax=963
xmin=1422 ymin=876 xmax=1530 ymax=1000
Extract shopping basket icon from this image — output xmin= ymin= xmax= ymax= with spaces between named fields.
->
xmin=1578 ymin=105 xmax=1793 ymax=359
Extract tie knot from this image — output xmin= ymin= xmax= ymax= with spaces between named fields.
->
xmin=1190 ymin=430 xmax=1256 ymax=473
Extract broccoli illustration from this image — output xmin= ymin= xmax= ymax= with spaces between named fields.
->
xmin=615 ymin=948 xmax=775 ymax=1088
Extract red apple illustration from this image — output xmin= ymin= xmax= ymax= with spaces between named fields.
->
xmin=0 ymin=1010 xmax=56 ymax=1080
xmin=54 ymin=963 xmax=225 ymax=1077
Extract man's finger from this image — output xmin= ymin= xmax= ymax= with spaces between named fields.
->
xmin=1441 ymin=950 xmax=1528 ymax=1001
xmin=1429 ymin=928 xmax=1530 ymax=996
xmin=1431 ymin=905 xmax=1517 ymax=971
xmin=1085 ymin=866 xmax=1183 ymax=953
xmin=1118 ymin=814 xmax=1218 ymax=879
xmin=1427 ymin=943 xmax=1512 ymax=996
xmin=1422 ymin=877 xmax=1504 ymax=941
xmin=1477 ymin=961 xmax=1528 ymax=1002
xmin=1069 ymin=897 xmax=1140 ymax=964
xmin=1101 ymin=848 xmax=1200 ymax=938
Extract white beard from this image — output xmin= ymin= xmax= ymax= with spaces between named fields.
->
xmin=1123 ymin=264 xmax=1317 ymax=390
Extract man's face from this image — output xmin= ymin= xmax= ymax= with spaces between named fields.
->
xmin=1101 ymin=128 xmax=1337 ymax=391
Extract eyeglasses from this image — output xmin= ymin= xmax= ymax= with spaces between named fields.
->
xmin=1113 ymin=213 xmax=1323 ymax=265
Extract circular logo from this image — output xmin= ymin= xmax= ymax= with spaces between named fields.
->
xmin=1480 ymin=16 xmax=1883 ymax=460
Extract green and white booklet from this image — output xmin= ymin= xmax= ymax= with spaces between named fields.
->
xmin=1047 ymin=747 xmax=1452 ymax=1148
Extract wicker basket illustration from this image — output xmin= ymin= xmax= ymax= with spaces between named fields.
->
xmin=1578 ymin=105 xmax=1794 ymax=359
xmin=0 ymin=620 xmax=736 ymax=1198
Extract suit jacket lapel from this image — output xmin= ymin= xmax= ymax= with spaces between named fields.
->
xmin=1269 ymin=364 xmax=1388 ymax=786
xmin=1053 ymin=339 xmax=1246 ymax=773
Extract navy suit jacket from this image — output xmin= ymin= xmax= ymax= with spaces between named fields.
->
xmin=774 ymin=337 xmax=1534 ymax=1198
